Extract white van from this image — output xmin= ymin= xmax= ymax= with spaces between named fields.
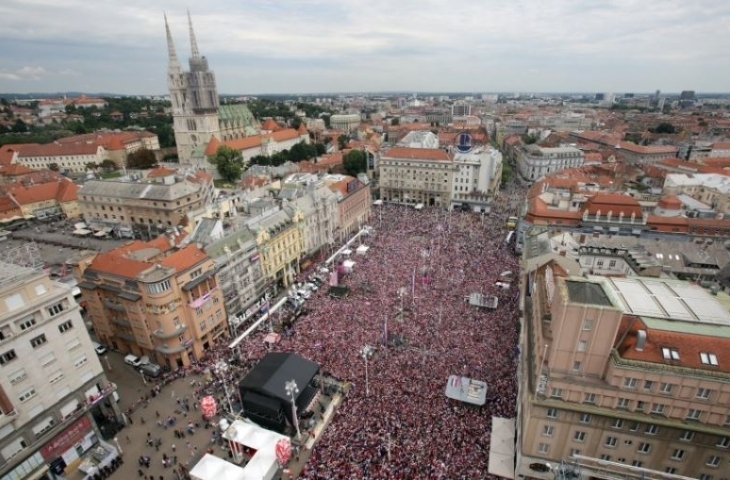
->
xmin=124 ymin=354 xmax=142 ymax=368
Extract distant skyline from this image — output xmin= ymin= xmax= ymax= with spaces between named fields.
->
xmin=1 ymin=0 xmax=729 ymax=96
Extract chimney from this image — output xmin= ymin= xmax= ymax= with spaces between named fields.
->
xmin=635 ymin=330 xmax=647 ymax=351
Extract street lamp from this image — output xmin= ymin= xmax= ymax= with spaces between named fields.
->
xmin=113 ymin=436 xmax=123 ymax=455
xmin=360 ymin=345 xmax=375 ymax=397
xmin=284 ymin=379 xmax=301 ymax=440
xmin=214 ymin=361 xmax=234 ymax=414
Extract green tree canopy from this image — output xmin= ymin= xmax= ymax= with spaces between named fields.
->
xmin=343 ymin=150 xmax=367 ymax=176
xmin=100 ymin=159 xmax=118 ymax=171
xmin=652 ymin=122 xmax=676 ymax=134
xmin=48 ymin=163 xmax=59 ymax=171
xmin=126 ymin=148 xmax=157 ymax=169
xmin=210 ymin=146 xmax=244 ymax=183
xmin=337 ymin=134 xmax=349 ymax=150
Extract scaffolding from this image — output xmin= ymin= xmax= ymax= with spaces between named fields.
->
xmin=0 ymin=242 xmax=44 ymax=290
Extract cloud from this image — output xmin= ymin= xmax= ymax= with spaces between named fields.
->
xmin=0 ymin=65 xmax=46 ymax=81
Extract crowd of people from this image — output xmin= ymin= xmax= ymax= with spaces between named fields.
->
xmin=125 ymin=182 xmax=526 ymax=479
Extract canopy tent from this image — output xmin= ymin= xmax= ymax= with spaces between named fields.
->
xmin=342 ymin=259 xmax=356 ymax=273
xmin=189 ymin=454 xmax=247 ymax=480
xmin=73 ymin=229 xmax=92 ymax=236
xmin=341 ymin=249 xmax=352 ymax=256
xmin=488 ymin=417 xmax=516 ymax=479
xmin=373 ymin=199 xmax=383 ymax=206
xmin=93 ymin=230 xmax=108 ymax=237
xmin=356 ymin=245 xmax=369 ymax=255
xmin=444 ymin=375 xmax=488 ymax=405
xmin=74 ymin=222 xmax=88 ymax=230
xmin=221 ymin=420 xmax=289 ymax=480
xmin=414 ymin=203 xmax=424 ymax=210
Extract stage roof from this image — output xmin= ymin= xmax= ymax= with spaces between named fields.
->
xmin=239 ymin=352 xmax=319 ymax=403
xmin=488 ymin=417 xmax=515 ymax=479
xmin=189 ymin=454 xmax=246 ymax=480
xmin=444 ymin=375 xmax=487 ymax=405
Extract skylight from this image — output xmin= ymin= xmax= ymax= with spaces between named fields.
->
xmin=662 ymin=347 xmax=680 ymax=361
xmin=700 ymin=352 xmax=718 ymax=366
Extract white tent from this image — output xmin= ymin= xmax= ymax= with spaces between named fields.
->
xmin=342 ymin=259 xmax=356 ymax=272
xmin=341 ymin=249 xmax=352 ymax=256
xmin=415 ymin=203 xmax=424 ymax=210
xmin=488 ymin=417 xmax=515 ymax=479
xmin=356 ymin=245 xmax=369 ymax=255
xmin=373 ymin=199 xmax=383 ymax=206
xmin=189 ymin=454 xmax=247 ymax=480
xmin=221 ymin=420 xmax=288 ymax=480
xmin=73 ymin=229 xmax=91 ymax=236
xmin=74 ymin=222 xmax=88 ymax=230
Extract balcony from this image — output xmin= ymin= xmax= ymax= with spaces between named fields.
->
xmin=115 ymin=331 xmax=135 ymax=342
xmin=152 ymin=324 xmax=188 ymax=340
xmin=187 ymin=287 xmax=217 ymax=308
xmin=103 ymin=299 xmax=125 ymax=312
xmin=110 ymin=317 xmax=131 ymax=327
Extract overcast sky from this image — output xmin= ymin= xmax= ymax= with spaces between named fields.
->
xmin=1 ymin=0 xmax=729 ymax=96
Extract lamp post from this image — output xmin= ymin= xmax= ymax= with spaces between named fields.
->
xmin=360 ymin=345 xmax=375 ymax=396
xmin=140 ymin=371 xmax=147 ymax=385
xmin=214 ymin=361 xmax=234 ymax=415
xmin=113 ymin=436 xmax=123 ymax=455
xmin=284 ymin=379 xmax=301 ymax=440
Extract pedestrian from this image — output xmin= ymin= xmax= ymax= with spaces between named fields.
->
xmin=172 ymin=444 xmax=176 ymax=452
xmin=126 ymin=435 xmax=131 ymax=444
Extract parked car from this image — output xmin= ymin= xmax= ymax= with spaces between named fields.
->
xmin=140 ymin=363 xmax=162 ymax=378
xmin=91 ymin=341 xmax=107 ymax=355
xmin=124 ymin=354 xmax=142 ymax=368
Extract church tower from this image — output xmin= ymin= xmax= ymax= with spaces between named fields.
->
xmin=165 ymin=12 xmax=221 ymax=163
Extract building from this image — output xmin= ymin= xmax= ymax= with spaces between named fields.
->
xmin=251 ymin=209 xmax=305 ymax=290
xmin=55 ymin=131 xmax=161 ymax=169
xmin=516 ymin=145 xmax=584 ymax=182
xmin=73 ymin=234 xmax=227 ymax=368
xmin=201 ymin=126 xmax=309 ymax=166
xmin=7 ymin=177 xmax=80 ymax=220
xmin=397 ymin=130 xmax=440 ymax=149
xmin=663 ymin=173 xmax=730 ymax=215
xmin=0 ymin=244 xmax=117 ymax=480
xmin=281 ymin=181 xmax=339 ymax=258
xmin=77 ymin=169 xmax=214 ymax=237
xmin=14 ymin=142 xmax=107 ymax=174
xmin=709 ymin=142 xmax=730 ymax=158
xmin=323 ymin=174 xmax=372 ymax=240
xmin=450 ymin=146 xmax=503 ymax=212
xmin=517 ymin=262 xmax=730 ymax=479
xmin=165 ymin=13 xmax=257 ymax=163
xmin=329 ymin=114 xmax=361 ymax=133
xmin=379 ymin=147 xmax=456 ymax=207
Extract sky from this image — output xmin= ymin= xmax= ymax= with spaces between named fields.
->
xmin=1 ymin=0 xmax=729 ymax=95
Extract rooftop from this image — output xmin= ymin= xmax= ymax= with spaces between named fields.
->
xmin=565 ymin=280 xmax=613 ymax=307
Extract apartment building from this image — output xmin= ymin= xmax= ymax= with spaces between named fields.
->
xmin=517 ymin=262 xmax=730 ymax=479
xmin=15 ymin=143 xmax=107 ymax=174
xmin=251 ymin=209 xmax=305 ymax=290
xmin=323 ymin=174 xmax=372 ymax=241
xmin=451 ymin=146 xmax=503 ymax=212
xmin=77 ymin=169 xmax=214 ymax=236
xmin=663 ymin=173 xmax=730 ymax=215
xmin=73 ymin=234 xmax=226 ymax=368
xmin=7 ymin=178 xmax=80 ymax=220
xmin=379 ymin=147 xmax=456 ymax=208
xmin=282 ymin=182 xmax=339 ymax=257
xmin=0 ymin=245 xmax=116 ymax=480
xmin=516 ymin=145 xmax=584 ymax=182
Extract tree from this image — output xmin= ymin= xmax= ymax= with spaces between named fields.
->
xmin=209 ymin=146 xmax=244 ymax=183
xmin=11 ymin=119 xmax=27 ymax=133
xmin=85 ymin=162 xmax=99 ymax=170
xmin=501 ymin=162 xmax=512 ymax=185
xmin=343 ymin=150 xmax=367 ymax=176
xmin=652 ymin=122 xmax=676 ymax=134
xmin=48 ymin=163 xmax=59 ymax=171
xmin=522 ymin=133 xmax=539 ymax=144
xmin=390 ymin=117 xmax=400 ymax=126
xmin=126 ymin=148 xmax=157 ymax=169
xmin=314 ymin=142 xmax=326 ymax=156
xmin=100 ymin=159 xmax=118 ymax=171
xmin=337 ymin=134 xmax=349 ymax=150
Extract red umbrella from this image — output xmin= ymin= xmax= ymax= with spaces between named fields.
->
xmin=275 ymin=438 xmax=292 ymax=465
xmin=200 ymin=395 xmax=217 ymax=419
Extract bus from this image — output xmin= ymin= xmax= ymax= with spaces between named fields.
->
xmin=506 ymin=216 xmax=518 ymax=228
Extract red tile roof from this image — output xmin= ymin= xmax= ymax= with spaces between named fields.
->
xmin=8 ymin=178 xmax=78 ymax=205
xmin=0 ymin=163 xmax=35 ymax=177
xmin=147 ymin=166 xmax=177 ymax=178
xmin=383 ymin=147 xmax=450 ymax=161
xmin=583 ymin=193 xmax=643 ymax=217
xmin=17 ymin=142 xmax=101 ymax=158
xmin=159 ymin=244 xmax=208 ymax=272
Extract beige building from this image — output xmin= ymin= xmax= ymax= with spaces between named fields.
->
xmin=323 ymin=174 xmax=372 ymax=241
xmin=77 ymin=169 xmax=214 ymax=236
xmin=379 ymin=147 xmax=455 ymax=207
xmin=73 ymin=234 xmax=227 ymax=368
xmin=517 ymin=262 xmax=730 ymax=479
xmin=251 ymin=209 xmax=305 ymax=290
xmin=0 ymin=245 xmax=117 ymax=480
xmin=663 ymin=173 xmax=730 ymax=215
xmin=329 ymin=114 xmax=361 ymax=132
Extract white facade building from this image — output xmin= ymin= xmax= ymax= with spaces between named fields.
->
xmin=516 ymin=145 xmax=584 ymax=181
xmin=397 ymin=130 xmax=440 ymax=149
xmin=329 ymin=114 xmax=361 ymax=132
xmin=450 ymin=146 xmax=503 ymax=212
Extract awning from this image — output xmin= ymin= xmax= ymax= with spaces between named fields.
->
xmin=93 ymin=230 xmax=108 ymax=237
xmin=632 ymin=229 xmax=642 ymax=235
xmin=488 ymin=417 xmax=516 ymax=479
xmin=609 ymin=227 xmax=619 ymax=232
xmin=74 ymin=222 xmax=87 ymax=230
xmin=0 ymin=215 xmax=22 ymax=223
xmin=341 ymin=249 xmax=352 ymax=256
xmin=593 ymin=226 xmax=604 ymax=231
xmin=23 ymin=214 xmax=35 ymax=220
xmin=73 ymin=229 xmax=91 ymax=236
xmin=373 ymin=199 xmax=383 ymax=206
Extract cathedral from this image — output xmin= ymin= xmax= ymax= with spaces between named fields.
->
xmin=164 ymin=12 xmax=257 ymax=164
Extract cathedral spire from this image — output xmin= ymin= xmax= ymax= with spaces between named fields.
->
xmin=187 ymin=10 xmax=200 ymax=59
xmin=164 ymin=13 xmax=180 ymax=67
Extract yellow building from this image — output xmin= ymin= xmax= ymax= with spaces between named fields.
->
xmin=8 ymin=178 xmax=80 ymax=219
xmin=72 ymin=234 xmax=226 ymax=368
xmin=253 ymin=209 xmax=305 ymax=290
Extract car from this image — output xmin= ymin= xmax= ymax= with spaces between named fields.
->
xmin=91 ymin=341 xmax=107 ymax=355
xmin=124 ymin=354 xmax=142 ymax=368
xmin=140 ymin=363 xmax=162 ymax=378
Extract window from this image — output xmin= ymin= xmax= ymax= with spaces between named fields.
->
xmin=0 ymin=349 xmax=17 ymax=365
xmin=605 ymin=436 xmax=617 ymax=448
xmin=569 ymin=448 xmax=581 ymax=458
xmin=624 ymin=377 xmax=638 ymax=388
xmin=538 ymin=443 xmax=550 ymax=454
xmin=638 ymin=442 xmax=651 ymax=454
xmin=700 ymin=352 xmax=719 ymax=366
xmin=8 ymin=368 xmax=27 ymax=385
xmin=65 ymin=337 xmax=81 ymax=350
xmin=18 ymin=317 xmax=36 ymax=331
xmin=611 ymin=418 xmax=624 ymax=429
xmin=659 ymin=382 xmax=675 ymax=394
xmin=631 ymin=460 xmax=643 ymax=468
xmin=609 ymin=260 xmax=617 ymax=267
xmin=48 ymin=370 xmax=64 ymax=384
xmin=643 ymin=380 xmax=654 ymax=391
xmin=582 ymin=320 xmax=593 ymax=331
xmin=579 ymin=413 xmax=591 ymax=424
xmin=546 ymin=408 xmax=558 ymax=419
xmin=696 ymin=388 xmax=712 ymax=400
xmin=550 ymin=388 xmax=563 ymax=399
xmin=636 ymin=401 xmax=646 ymax=411
xmin=199 ymin=321 xmax=206 ymax=331
xmin=542 ymin=425 xmax=554 ymax=437
xmin=706 ymin=455 xmax=720 ymax=467
xmin=577 ymin=340 xmax=587 ymax=352
xmin=574 ymin=431 xmax=586 ymax=442
xmin=651 ymin=403 xmax=666 ymax=415
xmin=600 ymin=454 xmax=612 ymax=461
xmin=4 ymin=293 xmax=24 ymax=311
xmin=73 ymin=355 xmax=88 ymax=368
xmin=34 ymin=284 xmax=47 ymax=296
xmin=30 ymin=334 xmax=47 ymax=348
xmin=716 ymin=437 xmax=730 ymax=448
xmin=687 ymin=409 xmax=703 ymax=421
xmin=665 ymin=467 xmax=677 ymax=475
xmin=584 ymin=393 xmax=596 ymax=404
xmin=645 ymin=424 xmax=659 ymax=435
xmin=18 ymin=387 xmax=37 ymax=402
xmin=661 ymin=347 xmax=680 ymax=361
xmin=572 ymin=361 xmax=581 ymax=372
xmin=58 ymin=320 xmax=73 ymax=333
xmin=698 ymin=475 xmax=713 ymax=480
xmin=47 ymin=302 xmax=65 ymax=317
xmin=40 ymin=352 xmax=55 ymax=366
xmin=617 ymin=398 xmax=630 ymax=409
xmin=146 ymin=280 xmax=171 ymax=294
xmin=670 ymin=449 xmax=685 ymax=461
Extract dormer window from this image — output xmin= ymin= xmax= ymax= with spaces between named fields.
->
xmin=700 ymin=352 xmax=718 ymax=366
xmin=661 ymin=347 xmax=680 ymax=361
